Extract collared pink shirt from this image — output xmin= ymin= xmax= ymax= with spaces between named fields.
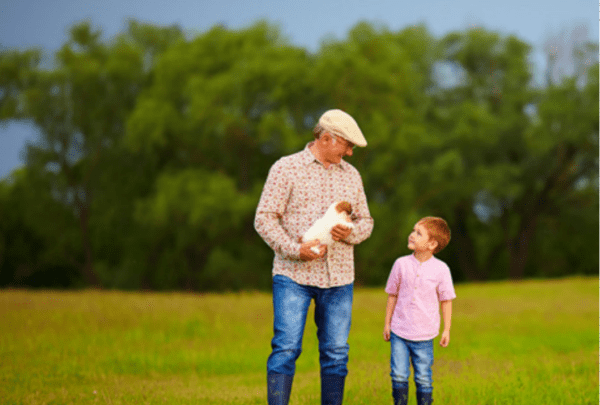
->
xmin=254 ymin=143 xmax=374 ymax=288
xmin=385 ymin=254 xmax=456 ymax=341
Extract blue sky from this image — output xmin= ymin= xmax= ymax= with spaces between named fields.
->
xmin=0 ymin=0 xmax=596 ymax=179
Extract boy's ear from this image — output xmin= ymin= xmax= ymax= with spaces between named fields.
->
xmin=428 ymin=239 xmax=438 ymax=252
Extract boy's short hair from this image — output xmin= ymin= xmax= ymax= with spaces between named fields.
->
xmin=418 ymin=217 xmax=451 ymax=254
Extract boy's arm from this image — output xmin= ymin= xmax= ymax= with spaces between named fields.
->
xmin=439 ymin=300 xmax=452 ymax=347
xmin=383 ymin=294 xmax=398 ymax=341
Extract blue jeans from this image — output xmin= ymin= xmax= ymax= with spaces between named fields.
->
xmin=267 ymin=275 xmax=353 ymax=377
xmin=390 ymin=332 xmax=434 ymax=394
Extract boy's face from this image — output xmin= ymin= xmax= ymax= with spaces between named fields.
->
xmin=408 ymin=222 xmax=437 ymax=253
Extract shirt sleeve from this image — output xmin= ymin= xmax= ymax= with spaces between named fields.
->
xmin=254 ymin=159 xmax=302 ymax=259
xmin=344 ymin=170 xmax=374 ymax=245
xmin=384 ymin=260 xmax=401 ymax=295
xmin=437 ymin=264 xmax=456 ymax=301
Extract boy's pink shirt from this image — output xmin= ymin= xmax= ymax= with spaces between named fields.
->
xmin=385 ymin=254 xmax=456 ymax=341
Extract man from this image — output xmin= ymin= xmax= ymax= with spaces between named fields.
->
xmin=255 ymin=109 xmax=374 ymax=405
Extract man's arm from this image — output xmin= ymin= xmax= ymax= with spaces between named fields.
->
xmin=255 ymin=160 xmax=326 ymax=261
xmin=340 ymin=173 xmax=374 ymax=245
xmin=254 ymin=160 xmax=301 ymax=258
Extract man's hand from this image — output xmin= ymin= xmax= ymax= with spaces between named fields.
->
xmin=299 ymin=240 xmax=326 ymax=261
xmin=439 ymin=330 xmax=450 ymax=347
xmin=331 ymin=224 xmax=352 ymax=242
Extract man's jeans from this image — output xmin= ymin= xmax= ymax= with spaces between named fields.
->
xmin=267 ymin=275 xmax=353 ymax=377
xmin=390 ymin=332 xmax=434 ymax=393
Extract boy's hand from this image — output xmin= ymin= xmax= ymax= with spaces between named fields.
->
xmin=439 ymin=330 xmax=450 ymax=347
xmin=383 ymin=324 xmax=391 ymax=342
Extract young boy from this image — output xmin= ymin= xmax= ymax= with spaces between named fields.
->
xmin=383 ymin=217 xmax=456 ymax=405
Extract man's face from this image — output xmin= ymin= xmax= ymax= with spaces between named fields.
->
xmin=323 ymin=133 xmax=354 ymax=164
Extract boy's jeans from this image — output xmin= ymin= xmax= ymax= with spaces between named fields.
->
xmin=390 ymin=332 xmax=434 ymax=393
xmin=267 ymin=275 xmax=353 ymax=377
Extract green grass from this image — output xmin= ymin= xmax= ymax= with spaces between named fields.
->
xmin=0 ymin=277 xmax=597 ymax=404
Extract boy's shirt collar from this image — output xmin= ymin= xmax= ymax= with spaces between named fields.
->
xmin=410 ymin=252 xmax=434 ymax=264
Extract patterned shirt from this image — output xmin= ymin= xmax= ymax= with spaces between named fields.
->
xmin=254 ymin=143 xmax=374 ymax=288
xmin=385 ymin=254 xmax=456 ymax=341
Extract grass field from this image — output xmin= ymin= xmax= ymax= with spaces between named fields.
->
xmin=0 ymin=276 xmax=597 ymax=404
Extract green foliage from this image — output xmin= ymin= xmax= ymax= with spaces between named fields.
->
xmin=131 ymin=169 xmax=261 ymax=290
xmin=0 ymin=20 xmax=184 ymax=287
xmin=0 ymin=20 xmax=597 ymax=290
xmin=0 ymin=168 xmax=82 ymax=287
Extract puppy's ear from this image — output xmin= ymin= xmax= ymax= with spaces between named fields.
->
xmin=335 ymin=201 xmax=352 ymax=215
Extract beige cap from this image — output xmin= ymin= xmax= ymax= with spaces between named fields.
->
xmin=318 ymin=109 xmax=367 ymax=147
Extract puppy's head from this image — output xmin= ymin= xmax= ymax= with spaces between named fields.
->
xmin=335 ymin=201 xmax=352 ymax=215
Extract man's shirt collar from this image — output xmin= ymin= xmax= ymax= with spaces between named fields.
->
xmin=302 ymin=142 xmax=347 ymax=170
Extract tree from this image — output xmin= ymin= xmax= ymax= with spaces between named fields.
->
xmin=125 ymin=21 xmax=317 ymax=289
xmin=0 ymin=168 xmax=82 ymax=287
xmin=1 ymin=20 xmax=596 ymax=289
xmin=0 ymin=20 xmax=183 ymax=287
xmin=411 ymin=29 xmax=598 ymax=280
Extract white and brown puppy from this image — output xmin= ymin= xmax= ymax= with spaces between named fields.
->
xmin=302 ymin=201 xmax=354 ymax=254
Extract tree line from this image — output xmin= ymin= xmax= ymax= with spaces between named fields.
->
xmin=0 ymin=20 xmax=597 ymax=290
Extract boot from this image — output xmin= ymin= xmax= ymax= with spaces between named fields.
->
xmin=392 ymin=382 xmax=408 ymax=405
xmin=267 ymin=374 xmax=293 ymax=405
xmin=321 ymin=374 xmax=345 ymax=405
xmin=416 ymin=390 xmax=433 ymax=405
xmin=392 ymin=387 xmax=408 ymax=405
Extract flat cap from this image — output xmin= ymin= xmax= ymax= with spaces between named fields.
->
xmin=318 ymin=109 xmax=367 ymax=147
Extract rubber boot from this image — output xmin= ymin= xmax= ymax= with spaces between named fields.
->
xmin=321 ymin=374 xmax=345 ymax=405
xmin=267 ymin=374 xmax=293 ymax=405
xmin=416 ymin=390 xmax=433 ymax=405
xmin=392 ymin=382 xmax=408 ymax=405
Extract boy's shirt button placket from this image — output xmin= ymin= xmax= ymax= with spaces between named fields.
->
xmin=416 ymin=265 xmax=419 ymax=288
xmin=413 ymin=263 xmax=420 ymax=303
xmin=411 ymin=269 xmax=417 ymax=303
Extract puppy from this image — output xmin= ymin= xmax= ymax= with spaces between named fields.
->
xmin=302 ymin=201 xmax=354 ymax=254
